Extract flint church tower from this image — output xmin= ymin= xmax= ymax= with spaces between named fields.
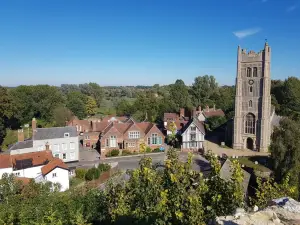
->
xmin=233 ymin=42 xmax=271 ymax=152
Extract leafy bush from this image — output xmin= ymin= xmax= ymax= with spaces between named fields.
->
xmin=70 ymin=177 xmax=84 ymax=188
xmin=146 ymin=147 xmax=152 ymax=153
xmin=153 ymin=148 xmax=162 ymax=152
xmin=106 ymin=149 xmax=120 ymax=157
xmin=98 ymin=163 xmax=111 ymax=172
xmin=75 ymin=168 xmax=87 ymax=180
xmin=85 ymin=168 xmax=101 ymax=181
xmin=122 ymin=149 xmax=132 ymax=156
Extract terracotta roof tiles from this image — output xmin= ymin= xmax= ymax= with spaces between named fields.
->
xmin=0 ymin=154 xmax=12 ymax=169
xmin=41 ymin=158 xmax=69 ymax=175
xmin=11 ymin=150 xmax=54 ymax=170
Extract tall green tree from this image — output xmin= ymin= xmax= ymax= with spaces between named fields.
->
xmin=67 ymin=91 xmax=87 ymax=119
xmin=191 ymin=75 xmax=218 ymax=107
xmin=79 ymin=83 xmax=104 ymax=108
xmin=272 ymin=77 xmax=300 ymax=119
xmin=169 ymin=79 xmax=192 ymax=110
xmin=9 ymin=85 xmax=65 ymax=124
xmin=85 ymin=96 xmax=97 ymax=116
xmin=271 ymin=118 xmax=300 ymax=198
xmin=53 ymin=106 xmax=74 ymax=126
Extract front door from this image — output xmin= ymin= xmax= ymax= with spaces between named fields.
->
xmin=246 ymin=137 xmax=254 ymax=150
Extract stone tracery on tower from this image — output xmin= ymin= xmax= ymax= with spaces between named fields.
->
xmin=232 ymin=42 xmax=271 ymax=152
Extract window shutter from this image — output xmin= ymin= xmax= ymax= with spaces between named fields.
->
xmin=148 ymin=137 xmax=151 ymax=145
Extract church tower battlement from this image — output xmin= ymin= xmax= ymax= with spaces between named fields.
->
xmin=233 ymin=42 xmax=271 ymax=152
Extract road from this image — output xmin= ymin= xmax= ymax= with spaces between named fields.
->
xmin=104 ymin=152 xmax=211 ymax=173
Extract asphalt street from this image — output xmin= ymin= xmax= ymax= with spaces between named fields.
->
xmin=104 ymin=152 xmax=211 ymax=173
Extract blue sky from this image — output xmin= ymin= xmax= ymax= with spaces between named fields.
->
xmin=0 ymin=0 xmax=299 ymax=86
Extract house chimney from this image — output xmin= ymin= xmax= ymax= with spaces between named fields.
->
xmin=213 ymin=104 xmax=216 ymax=111
xmin=206 ymin=105 xmax=209 ymax=112
xmin=180 ymin=108 xmax=185 ymax=118
xmin=198 ymin=105 xmax=202 ymax=112
xmin=18 ymin=129 xmax=24 ymax=142
xmin=45 ymin=142 xmax=50 ymax=151
xmin=32 ymin=118 xmax=37 ymax=136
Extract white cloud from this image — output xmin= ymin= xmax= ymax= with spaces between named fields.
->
xmin=286 ymin=5 xmax=297 ymax=12
xmin=233 ymin=28 xmax=262 ymax=39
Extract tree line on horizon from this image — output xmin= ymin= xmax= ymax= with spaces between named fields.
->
xmin=1 ymin=75 xmax=300 ymax=150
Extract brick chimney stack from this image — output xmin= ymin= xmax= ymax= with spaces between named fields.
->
xmin=45 ymin=142 xmax=50 ymax=151
xmin=180 ymin=108 xmax=185 ymax=118
xmin=18 ymin=129 xmax=24 ymax=142
xmin=198 ymin=106 xmax=202 ymax=112
xmin=32 ymin=118 xmax=37 ymax=137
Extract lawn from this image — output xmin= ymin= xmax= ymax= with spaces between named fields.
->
xmin=236 ymin=157 xmax=272 ymax=172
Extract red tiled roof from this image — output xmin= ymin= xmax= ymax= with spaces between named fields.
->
xmin=11 ymin=150 xmax=54 ymax=168
xmin=114 ymin=123 xmax=132 ymax=134
xmin=41 ymin=158 xmax=68 ymax=175
xmin=164 ymin=113 xmax=178 ymax=121
xmin=203 ymin=109 xmax=225 ymax=118
xmin=68 ymin=118 xmax=91 ymax=130
xmin=136 ymin=122 xmax=153 ymax=134
xmin=0 ymin=154 xmax=12 ymax=168
xmin=94 ymin=121 xmax=110 ymax=132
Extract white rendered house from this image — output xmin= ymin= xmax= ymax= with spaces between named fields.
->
xmin=9 ymin=118 xmax=79 ymax=163
xmin=0 ymin=150 xmax=69 ymax=191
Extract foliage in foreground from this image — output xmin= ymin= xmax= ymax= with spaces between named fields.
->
xmin=250 ymin=174 xmax=297 ymax=209
xmin=0 ymin=149 xmax=274 ymax=225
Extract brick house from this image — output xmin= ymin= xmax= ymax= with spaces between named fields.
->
xmin=67 ymin=116 xmax=165 ymax=154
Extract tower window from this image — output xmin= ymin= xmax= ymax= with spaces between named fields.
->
xmin=253 ymin=67 xmax=258 ymax=77
xmin=249 ymin=100 xmax=252 ymax=108
xmin=245 ymin=113 xmax=255 ymax=134
xmin=247 ymin=67 xmax=251 ymax=77
xmin=249 ymin=86 xmax=253 ymax=93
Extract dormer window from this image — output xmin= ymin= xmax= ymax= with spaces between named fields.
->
xmin=191 ymin=126 xmax=196 ymax=132
xmin=64 ymin=133 xmax=70 ymax=138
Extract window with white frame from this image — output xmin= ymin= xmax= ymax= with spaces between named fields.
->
xmin=129 ymin=131 xmax=140 ymax=139
xmin=128 ymin=142 xmax=135 ymax=148
xmin=70 ymin=142 xmax=75 ymax=149
xmin=52 ymin=173 xmax=57 ymax=178
xmin=53 ymin=144 xmax=59 ymax=152
xmin=63 ymin=153 xmax=67 ymax=159
xmin=70 ymin=152 xmax=75 ymax=160
xmin=64 ymin=133 xmax=70 ymax=138
xmin=190 ymin=134 xmax=196 ymax=141
xmin=54 ymin=153 xmax=60 ymax=158
xmin=189 ymin=142 xmax=197 ymax=148
xmin=14 ymin=172 xmax=20 ymax=176
xmin=109 ymin=136 xmax=117 ymax=148
xmin=151 ymin=133 xmax=158 ymax=145
xmin=62 ymin=143 xmax=67 ymax=150
xmin=85 ymin=136 xmax=90 ymax=140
